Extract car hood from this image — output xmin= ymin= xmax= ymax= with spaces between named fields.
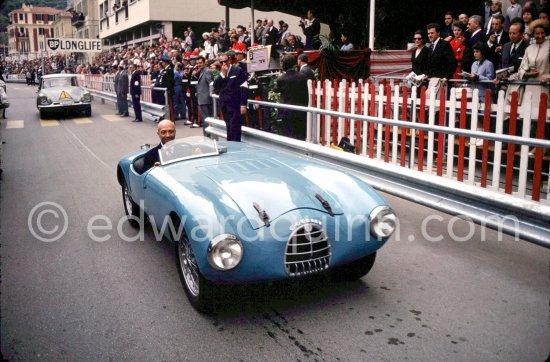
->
xmin=40 ymin=86 xmax=83 ymax=100
xmin=194 ymin=157 xmax=345 ymax=230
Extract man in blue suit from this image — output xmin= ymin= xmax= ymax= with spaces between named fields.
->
xmin=213 ymin=53 xmax=247 ymax=141
xmin=129 ymin=62 xmax=143 ymax=122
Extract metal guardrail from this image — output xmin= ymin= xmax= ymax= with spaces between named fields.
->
xmin=4 ymin=74 xmax=27 ymax=83
xmin=86 ymin=87 xmax=166 ymax=121
xmin=205 ymin=99 xmax=550 ymax=248
xmin=372 ymin=73 xmax=550 ymax=86
xmin=248 ymin=99 xmax=550 ymax=149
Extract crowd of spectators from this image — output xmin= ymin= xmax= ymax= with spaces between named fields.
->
xmin=410 ymin=0 xmax=549 ymax=114
xmin=0 ymin=2 xmax=547 ymax=129
xmin=409 ymin=0 xmax=549 ymax=147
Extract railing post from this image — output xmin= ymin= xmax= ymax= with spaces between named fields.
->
xmin=532 ymin=93 xmax=548 ymax=201
xmin=164 ymin=87 xmax=169 ymax=120
xmin=310 ymin=111 xmax=318 ymax=144
xmin=213 ymin=96 xmax=218 ymax=119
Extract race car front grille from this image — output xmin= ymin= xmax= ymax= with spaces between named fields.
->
xmin=284 ymin=223 xmax=331 ymax=277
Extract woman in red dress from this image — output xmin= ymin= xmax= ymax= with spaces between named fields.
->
xmin=449 ymin=21 xmax=473 ymax=80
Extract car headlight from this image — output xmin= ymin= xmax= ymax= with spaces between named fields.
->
xmin=81 ymin=92 xmax=92 ymax=102
xmin=38 ymin=95 xmax=52 ymax=105
xmin=369 ymin=206 xmax=397 ymax=240
xmin=207 ymin=234 xmax=243 ymax=271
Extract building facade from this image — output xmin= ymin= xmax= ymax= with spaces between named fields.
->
xmin=69 ymin=0 xmax=101 ymax=63
xmin=6 ymin=4 xmax=62 ymax=57
xmin=52 ymin=12 xmax=74 ymax=40
xmin=98 ymin=0 xmax=303 ymax=49
xmin=71 ymin=0 xmax=100 ymax=41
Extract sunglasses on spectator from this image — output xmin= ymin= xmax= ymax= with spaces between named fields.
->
xmin=219 ymin=60 xmax=229 ymax=64
xmin=414 ymin=37 xmax=422 ymax=40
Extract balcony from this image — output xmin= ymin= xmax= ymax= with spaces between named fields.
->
xmin=72 ymin=13 xmax=85 ymax=28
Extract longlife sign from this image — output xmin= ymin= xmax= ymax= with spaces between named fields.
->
xmin=46 ymin=38 xmax=102 ymax=53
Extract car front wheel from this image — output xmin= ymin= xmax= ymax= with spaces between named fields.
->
xmin=122 ymin=181 xmax=140 ymax=227
xmin=331 ymin=252 xmax=377 ymax=282
xmin=85 ymin=107 xmax=91 ymax=117
xmin=176 ymin=229 xmax=216 ymax=313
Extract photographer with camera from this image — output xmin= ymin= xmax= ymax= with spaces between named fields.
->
xmin=299 ymin=9 xmax=321 ymax=50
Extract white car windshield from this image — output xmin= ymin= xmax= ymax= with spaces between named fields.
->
xmin=42 ymin=77 xmax=77 ymax=89
xmin=159 ymin=136 xmax=220 ymax=165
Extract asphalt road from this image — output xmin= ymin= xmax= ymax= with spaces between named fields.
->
xmin=1 ymin=83 xmax=549 ymax=361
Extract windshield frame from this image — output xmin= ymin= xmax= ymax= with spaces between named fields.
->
xmin=158 ymin=136 xmax=220 ymax=166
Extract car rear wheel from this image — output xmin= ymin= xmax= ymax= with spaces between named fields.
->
xmin=176 ymin=229 xmax=216 ymax=313
xmin=331 ymin=252 xmax=377 ymax=282
xmin=122 ymin=181 xmax=140 ymax=228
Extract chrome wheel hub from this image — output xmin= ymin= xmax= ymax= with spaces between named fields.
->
xmin=124 ymin=187 xmax=133 ymax=215
xmin=179 ymin=239 xmax=200 ymax=297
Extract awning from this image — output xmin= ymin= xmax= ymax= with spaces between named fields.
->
xmin=217 ymin=0 xmax=369 ymax=24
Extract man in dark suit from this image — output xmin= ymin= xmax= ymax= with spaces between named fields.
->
xmin=158 ymin=54 xmax=175 ymax=122
xmin=299 ymin=9 xmax=321 ymax=50
xmin=213 ymin=53 xmax=247 ymax=141
xmin=483 ymin=14 xmax=510 ymax=67
xmin=135 ymin=120 xmax=176 ymax=174
xmin=466 ymin=15 xmax=485 ymax=47
xmin=261 ymin=20 xmax=278 ymax=47
xmin=194 ymin=56 xmax=214 ymax=127
xmin=497 ymin=21 xmax=527 ymax=72
xmin=115 ymin=64 xmax=129 ymax=117
xmin=424 ymin=23 xmax=457 ymax=90
xmin=129 ymin=63 xmax=143 ymax=122
xmin=274 ymin=55 xmax=309 ymax=140
xmin=283 ymin=34 xmax=304 ymax=52
xmin=298 ymin=54 xmax=316 ymax=81
xmin=173 ymin=62 xmax=186 ymax=121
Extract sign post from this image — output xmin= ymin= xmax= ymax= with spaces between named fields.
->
xmin=247 ymin=45 xmax=272 ymax=72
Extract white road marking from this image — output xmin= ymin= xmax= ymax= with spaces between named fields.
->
xmin=102 ymin=114 xmax=125 ymax=122
xmin=73 ymin=118 xmax=93 ymax=124
xmin=40 ymin=119 xmax=60 ymax=127
xmin=5 ymin=120 xmax=25 ymax=129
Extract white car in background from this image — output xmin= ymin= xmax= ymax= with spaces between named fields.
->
xmin=36 ymin=74 xmax=92 ymax=118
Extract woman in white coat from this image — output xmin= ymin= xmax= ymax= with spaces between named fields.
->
xmin=507 ymin=20 xmax=549 ymax=119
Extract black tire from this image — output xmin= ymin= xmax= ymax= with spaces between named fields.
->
xmin=331 ymin=252 xmax=377 ymax=282
xmin=122 ymin=181 xmax=140 ymax=228
xmin=39 ymin=109 xmax=47 ymax=119
xmin=85 ymin=107 xmax=91 ymax=117
xmin=175 ymin=228 xmax=216 ymax=313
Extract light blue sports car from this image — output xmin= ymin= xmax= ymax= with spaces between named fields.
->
xmin=117 ymin=136 xmax=396 ymax=312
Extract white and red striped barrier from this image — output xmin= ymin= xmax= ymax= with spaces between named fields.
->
xmin=307 ymin=79 xmax=549 ymax=205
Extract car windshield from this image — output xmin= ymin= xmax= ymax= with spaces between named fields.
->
xmin=159 ymin=136 xmax=220 ymax=165
xmin=42 ymin=77 xmax=77 ymax=89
